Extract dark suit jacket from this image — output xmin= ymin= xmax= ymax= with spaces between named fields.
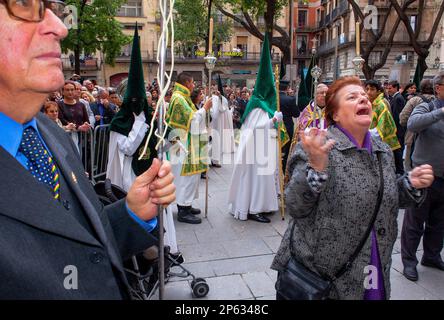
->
xmin=389 ymin=92 xmax=406 ymax=145
xmin=0 ymin=113 xmax=155 ymax=299
xmin=90 ymin=102 xmax=116 ymax=126
xmin=279 ymin=92 xmax=299 ymax=139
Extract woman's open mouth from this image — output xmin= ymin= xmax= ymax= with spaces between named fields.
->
xmin=356 ymin=107 xmax=370 ymax=116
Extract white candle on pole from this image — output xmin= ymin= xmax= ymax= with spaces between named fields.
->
xmin=209 ymin=18 xmax=214 ymax=54
xmin=356 ymin=22 xmax=360 ymax=56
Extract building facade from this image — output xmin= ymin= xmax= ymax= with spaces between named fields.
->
xmin=63 ymin=0 xmax=288 ymax=88
xmin=315 ymin=0 xmax=444 ymax=84
xmin=291 ymin=0 xmax=321 ymax=82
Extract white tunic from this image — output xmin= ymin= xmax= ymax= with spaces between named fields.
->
xmin=106 ymin=115 xmax=178 ymax=253
xmin=210 ymin=95 xmax=235 ymax=165
xmin=169 ymin=107 xmax=208 ymax=206
xmin=227 ymin=108 xmax=279 ymax=220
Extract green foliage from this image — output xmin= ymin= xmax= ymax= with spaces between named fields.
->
xmin=216 ymin=0 xmax=288 ymax=20
xmin=61 ymin=0 xmax=131 ymax=66
xmin=174 ymin=0 xmax=233 ymax=50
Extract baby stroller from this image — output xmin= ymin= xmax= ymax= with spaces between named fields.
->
xmin=93 ymin=179 xmax=209 ymax=300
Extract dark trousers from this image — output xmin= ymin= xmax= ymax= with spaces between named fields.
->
xmin=393 ymin=147 xmax=405 ymax=176
xmin=401 ymin=177 xmax=444 ymax=267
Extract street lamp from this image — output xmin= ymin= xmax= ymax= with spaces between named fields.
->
xmin=352 ymin=55 xmax=365 ymax=77
xmin=204 ymin=53 xmax=217 ymax=91
xmin=311 ymin=65 xmax=324 ymax=128
xmin=434 ymin=57 xmax=440 ymax=69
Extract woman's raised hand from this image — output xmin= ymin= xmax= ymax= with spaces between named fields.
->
xmin=300 ymin=128 xmax=335 ymax=172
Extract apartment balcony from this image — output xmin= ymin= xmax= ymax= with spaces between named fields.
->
xmin=325 ymin=13 xmax=331 ymax=25
xmin=318 ymin=0 xmax=348 ymax=29
xmin=115 ymin=50 xmax=153 ymax=62
xmin=62 ymin=57 xmax=100 ymax=71
xmin=296 ymin=23 xmax=317 ymax=32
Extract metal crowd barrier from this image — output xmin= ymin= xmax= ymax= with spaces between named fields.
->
xmin=77 ymin=124 xmax=111 ymax=184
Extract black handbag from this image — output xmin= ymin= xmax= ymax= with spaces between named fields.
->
xmin=276 ymin=153 xmax=384 ymax=300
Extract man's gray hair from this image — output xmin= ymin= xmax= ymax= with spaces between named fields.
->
xmin=432 ymin=71 xmax=444 ymax=91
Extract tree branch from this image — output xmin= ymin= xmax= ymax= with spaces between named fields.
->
xmin=347 ymin=0 xmax=365 ymax=22
xmin=389 ymin=0 xmax=425 ymax=55
xmin=426 ymin=1 xmax=444 ymax=45
xmin=242 ymin=10 xmax=263 ymax=38
xmin=372 ymin=15 xmax=402 ymax=71
xmin=415 ymin=0 xmax=424 ymax=39
xmin=273 ymin=24 xmax=289 ymax=43
xmin=215 ymin=4 xmax=263 ymax=40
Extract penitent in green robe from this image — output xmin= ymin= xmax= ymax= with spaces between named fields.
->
xmin=166 ymin=83 xmax=209 ymax=176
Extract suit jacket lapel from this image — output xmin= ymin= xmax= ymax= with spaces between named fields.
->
xmin=0 ymin=146 xmax=100 ymax=247
xmin=37 ymin=117 xmax=124 ymax=273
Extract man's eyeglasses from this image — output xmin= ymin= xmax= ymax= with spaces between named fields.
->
xmin=0 ymin=0 xmax=66 ymax=23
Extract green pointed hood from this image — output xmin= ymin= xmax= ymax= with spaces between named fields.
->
xmin=110 ymin=24 xmax=151 ymax=137
xmin=305 ymin=55 xmax=316 ymax=99
xmin=217 ymin=74 xmax=224 ymax=98
xmin=297 ymin=68 xmax=310 ymax=109
xmin=413 ymin=60 xmax=422 ymax=90
xmin=110 ymin=24 xmax=157 ymax=176
xmin=241 ymin=33 xmax=276 ymax=123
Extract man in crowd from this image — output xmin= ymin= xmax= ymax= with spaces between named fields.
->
xmin=0 ymin=0 xmax=175 ymax=299
xmin=91 ymin=88 xmax=117 ymax=126
xmin=73 ymin=80 xmax=96 ymax=127
xmin=167 ymin=72 xmax=212 ymax=224
xmin=83 ymin=79 xmax=96 ymax=95
xmin=278 ymin=80 xmax=299 ymax=170
xmin=401 ymin=72 xmax=444 ymax=282
xmin=399 ymin=79 xmax=435 ymax=171
xmin=109 ymin=90 xmax=123 ymax=111
xmin=284 ymin=83 xmax=328 ymax=185
xmin=365 ymin=80 xmax=401 ymax=151
xmin=387 ymin=80 xmax=406 ymax=175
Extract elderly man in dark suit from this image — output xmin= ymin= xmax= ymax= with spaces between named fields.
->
xmin=279 ymin=81 xmax=301 ymax=170
xmin=0 ymin=0 xmax=175 ymax=299
xmin=387 ymin=80 xmax=406 ymax=175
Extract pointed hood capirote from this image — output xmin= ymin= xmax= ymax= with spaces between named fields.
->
xmin=109 ymin=24 xmax=157 ymax=176
xmin=110 ymin=23 xmax=152 ymax=137
xmin=241 ymin=33 xmax=277 ymax=123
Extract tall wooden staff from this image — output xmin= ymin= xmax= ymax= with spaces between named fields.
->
xmin=274 ymin=65 xmax=286 ymax=220
xmin=203 ymin=18 xmax=216 ymax=218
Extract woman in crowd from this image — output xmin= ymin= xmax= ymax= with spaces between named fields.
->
xmin=43 ymin=101 xmax=76 ymax=132
xmin=403 ymin=82 xmax=417 ymax=101
xmin=271 ymin=76 xmax=434 ymax=300
xmin=81 ymin=91 xmax=96 ymax=104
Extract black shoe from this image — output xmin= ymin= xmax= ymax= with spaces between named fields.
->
xmin=201 ymin=172 xmax=207 ymax=179
xmin=247 ymin=213 xmax=270 ymax=223
xmin=211 ymin=161 xmax=222 ymax=168
xmin=178 ymin=213 xmax=202 ymax=224
xmin=189 ymin=207 xmax=201 ymax=215
xmin=403 ymin=265 xmax=418 ymax=281
xmin=421 ymin=258 xmax=444 ymax=271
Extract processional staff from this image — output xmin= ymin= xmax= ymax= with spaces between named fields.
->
xmin=274 ymin=65 xmax=286 ymax=220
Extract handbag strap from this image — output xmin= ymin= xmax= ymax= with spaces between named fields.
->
xmin=289 ymin=152 xmax=384 ymax=281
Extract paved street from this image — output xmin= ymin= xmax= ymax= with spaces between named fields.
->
xmin=160 ymin=160 xmax=444 ymax=300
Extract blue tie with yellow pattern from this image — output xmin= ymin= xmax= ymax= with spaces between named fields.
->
xmin=19 ymin=127 xmax=60 ymax=199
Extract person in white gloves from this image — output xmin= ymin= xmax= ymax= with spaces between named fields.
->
xmin=227 ymin=105 xmax=284 ymax=223
xmin=107 ymin=111 xmax=149 ymax=191
xmin=210 ymin=89 xmax=235 ymax=167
